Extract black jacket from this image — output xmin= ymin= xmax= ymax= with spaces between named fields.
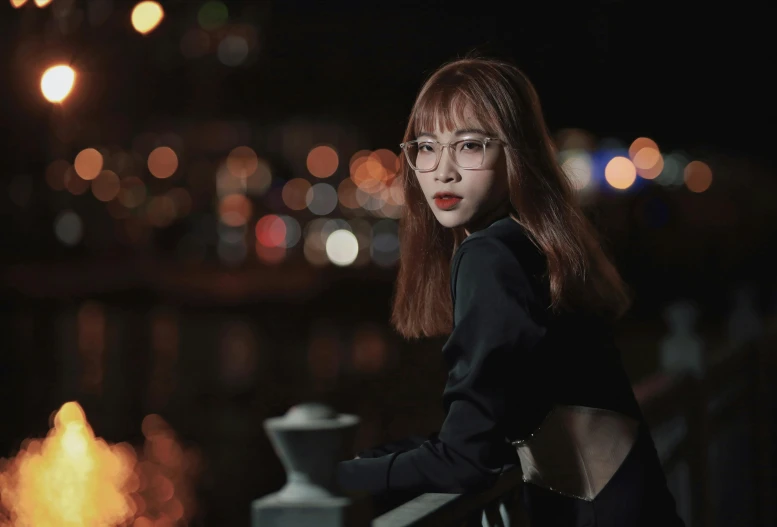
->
xmin=336 ymin=215 xmax=643 ymax=495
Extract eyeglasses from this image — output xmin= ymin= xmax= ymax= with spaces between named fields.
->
xmin=399 ymin=137 xmax=504 ymax=172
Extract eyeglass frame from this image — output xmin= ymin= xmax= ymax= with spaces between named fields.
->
xmin=398 ymin=137 xmax=506 ymax=172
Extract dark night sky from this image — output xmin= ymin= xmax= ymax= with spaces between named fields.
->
xmin=1 ymin=1 xmax=775 ymax=166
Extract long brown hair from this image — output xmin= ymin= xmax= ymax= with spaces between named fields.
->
xmin=390 ymin=56 xmax=632 ymax=339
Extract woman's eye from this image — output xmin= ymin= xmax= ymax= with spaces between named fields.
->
xmin=418 ymin=143 xmax=435 ymax=152
xmin=460 ymin=141 xmax=482 ymax=151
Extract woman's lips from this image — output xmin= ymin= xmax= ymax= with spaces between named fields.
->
xmin=434 ymin=196 xmax=462 ymax=210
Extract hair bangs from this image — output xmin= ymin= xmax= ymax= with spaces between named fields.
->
xmin=410 ymin=80 xmax=496 ymax=138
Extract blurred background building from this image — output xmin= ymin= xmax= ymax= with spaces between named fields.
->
xmin=0 ymin=1 xmax=776 ymax=526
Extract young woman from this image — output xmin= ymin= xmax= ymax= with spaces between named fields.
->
xmin=337 ymin=56 xmax=685 ymax=526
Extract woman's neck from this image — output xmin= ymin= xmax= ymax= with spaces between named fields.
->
xmin=464 ymin=201 xmax=514 ymax=236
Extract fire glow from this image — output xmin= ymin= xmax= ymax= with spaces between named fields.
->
xmin=0 ymin=402 xmax=198 ymax=527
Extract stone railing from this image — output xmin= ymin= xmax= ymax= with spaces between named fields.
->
xmin=252 ymin=328 xmax=776 ymax=527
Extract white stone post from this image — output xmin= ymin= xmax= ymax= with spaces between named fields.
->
xmin=251 ymin=402 xmax=369 ymax=526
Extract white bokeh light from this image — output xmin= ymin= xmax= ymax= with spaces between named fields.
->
xmin=217 ymin=35 xmax=249 ymax=66
xmin=326 ymin=229 xmax=359 ymax=267
xmin=54 ymin=210 xmax=83 ymax=246
xmin=559 ymin=149 xmax=593 ymax=191
xmin=306 ymin=183 xmax=338 ymax=216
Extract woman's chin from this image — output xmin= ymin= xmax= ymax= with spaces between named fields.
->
xmin=432 ymin=211 xmax=467 ymax=229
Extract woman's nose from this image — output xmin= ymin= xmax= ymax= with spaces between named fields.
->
xmin=435 ymin=147 xmax=457 ymax=182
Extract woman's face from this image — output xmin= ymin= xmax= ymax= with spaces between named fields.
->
xmin=413 ymin=111 xmax=510 ymax=235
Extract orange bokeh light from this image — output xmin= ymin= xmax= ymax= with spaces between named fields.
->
xmin=306 ymin=145 xmax=339 ymax=178
xmin=351 ymin=156 xmax=388 ymax=192
xmin=684 ymin=160 xmax=713 ymax=193
xmin=628 ymin=137 xmax=658 ymax=160
xmin=148 ymin=147 xmax=178 ymax=179
xmin=219 ymin=194 xmax=252 ymax=226
xmin=226 ymin=146 xmax=258 ymax=179
xmin=75 ymin=148 xmax=104 ymax=181
xmin=282 ymin=178 xmax=312 ymax=211
xmin=604 ymin=156 xmax=637 ymax=190
xmin=92 ymin=170 xmax=121 ymax=202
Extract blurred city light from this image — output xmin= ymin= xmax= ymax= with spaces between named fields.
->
xmin=684 ymin=160 xmax=713 ymax=193
xmin=40 ymin=65 xmax=75 ymax=103
xmin=131 ymin=1 xmax=164 ymax=35
xmin=255 ymin=215 xmax=286 ymax=248
xmin=74 ymin=148 xmax=104 ymax=180
xmin=226 ymin=146 xmax=258 ymax=179
xmin=92 ymin=170 xmax=121 ymax=202
xmin=147 ymin=147 xmax=178 ymax=179
xmin=306 ymin=145 xmax=339 ymax=178
xmin=219 ymin=194 xmax=252 ymax=227
xmin=306 ymin=183 xmax=338 ymax=215
xmin=559 ymin=149 xmax=593 ymax=191
xmin=198 ymin=1 xmax=228 ymax=31
xmin=604 ymin=156 xmax=637 ymax=190
xmin=33 ymin=0 xmax=51 ymax=7
xmin=282 ymin=178 xmax=311 ymax=211
xmin=217 ymin=35 xmax=249 ymax=67
xmin=325 ymin=229 xmax=359 ymax=267
xmin=10 ymin=0 xmax=27 ymax=8
xmin=54 ymin=210 xmax=83 ymax=246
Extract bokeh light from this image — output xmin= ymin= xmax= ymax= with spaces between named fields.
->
xmin=306 ymin=145 xmax=339 ymax=178
xmin=118 ymin=176 xmax=147 ymax=208
xmin=46 ymin=160 xmax=70 ymax=190
xmin=684 ymin=160 xmax=713 ymax=193
xmin=277 ymin=215 xmax=301 ymax=248
xmin=255 ymin=215 xmax=286 ymax=248
xmin=41 ymin=65 xmax=75 ymax=103
xmin=604 ymin=156 xmax=637 ymax=190
xmin=325 ymin=229 xmax=359 ymax=267
xmin=655 ymin=152 xmax=688 ymax=187
xmin=198 ymin=1 xmax=228 ymax=31
xmin=218 ymin=194 xmax=252 ymax=227
xmin=54 ymin=210 xmax=83 ymax=246
xmin=336 ymin=178 xmax=358 ymax=209
xmin=559 ymin=150 xmax=593 ymax=191
xmin=11 ymin=0 xmax=28 ymax=8
xmin=628 ymin=137 xmax=659 ymax=160
xmin=91 ymin=170 xmax=121 ymax=202
xmin=282 ymin=178 xmax=311 ymax=211
xmin=306 ymin=183 xmax=338 ymax=215
xmin=370 ymin=219 xmax=400 ymax=267
xmin=226 ymin=146 xmax=258 ymax=179
xmin=148 ymin=147 xmax=178 ymax=179
xmin=74 ymin=148 xmax=104 ymax=181
xmin=65 ymin=166 xmax=90 ymax=195
xmin=217 ymin=35 xmax=249 ymax=67
xmin=131 ymin=1 xmax=164 ymax=35
xmin=34 ymin=0 xmax=51 ymax=6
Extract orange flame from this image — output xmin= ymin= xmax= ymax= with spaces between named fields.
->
xmin=0 ymin=402 xmax=137 ymax=526
xmin=0 ymin=403 xmax=199 ymax=527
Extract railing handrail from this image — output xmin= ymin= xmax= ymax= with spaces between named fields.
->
xmin=372 ymin=328 xmax=776 ymax=527
xmin=373 ymin=466 xmax=523 ymax=527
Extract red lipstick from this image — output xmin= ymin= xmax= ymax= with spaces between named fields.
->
xmin=433 ymin=192 xmax=462 ymax=211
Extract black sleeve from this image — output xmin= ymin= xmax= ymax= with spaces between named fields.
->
xmin=337 ymin=237 xmax=546 ymax=495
